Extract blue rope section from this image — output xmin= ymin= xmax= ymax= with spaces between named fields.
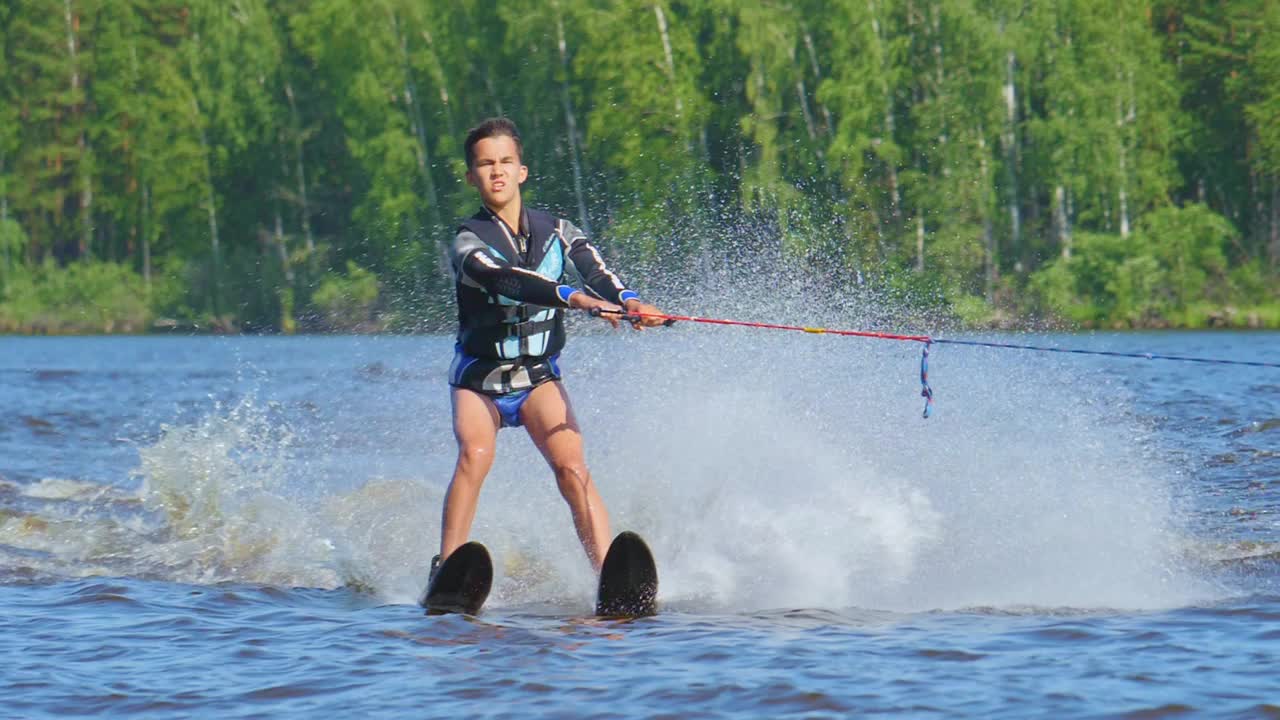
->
xmin=927 ymin=337 xmax=1280 ymax=368
xmin=914 ymin=336 xmax=1276 ymax=419
xmin=920 ymin=341 xmax=934 ymax=419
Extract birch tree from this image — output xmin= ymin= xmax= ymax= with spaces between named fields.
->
xmin=6 ymin=0 xmax=97 ymax=260
xmin=820 ymin=0 xmax=911 ymax=269
xmin=905 ymin=0 xmax=1003 ymax=297
xmin=0 ymin=2 xmax=17 ymax=277
xmin=575 ymin=0 xmax=712 ymax=249
xmin=1249 ymin=2 xmax=1280 ymax=265
xmin=291 ymin=0 xmax=424 ymax=258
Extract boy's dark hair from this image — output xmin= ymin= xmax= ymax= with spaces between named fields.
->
xmin=464 ymin=118 xmax=523 ymax=168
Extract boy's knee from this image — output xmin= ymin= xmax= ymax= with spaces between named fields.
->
xmin=554 ymin=463 xmax=592 ymax=498
xmin=456 ymin=444 xmax=493 ymax=474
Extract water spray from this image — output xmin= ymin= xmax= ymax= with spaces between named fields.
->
xmin=593 ymin=307 xmax=1280 ymax=419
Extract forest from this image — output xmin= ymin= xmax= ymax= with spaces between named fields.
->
xmin=1 ymin=0 xmax=1278 ymax=333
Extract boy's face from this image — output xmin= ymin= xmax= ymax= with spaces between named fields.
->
xmin=466 ymin=135 xmax=527 ymax=208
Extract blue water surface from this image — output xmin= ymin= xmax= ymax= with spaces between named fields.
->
xmin=1 ymin=331 xmax=1278 ymax=718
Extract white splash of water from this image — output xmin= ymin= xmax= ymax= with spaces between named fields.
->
xmin=548 ymin=280 xmax=1209 ymax=612
xmin=133 ymin=398 xmax=341 ymax=587
xmin=37 ymin=271 xmax=1212 ymax=613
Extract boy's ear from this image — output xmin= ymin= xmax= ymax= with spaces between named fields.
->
xmin=518 ymin=164 xmax=528 ymax=184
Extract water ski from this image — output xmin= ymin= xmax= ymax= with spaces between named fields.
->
xmin=595 ymin=531 xmax=658 ymax=618
xmin=420 ymin=541 xmax=493 ymax=616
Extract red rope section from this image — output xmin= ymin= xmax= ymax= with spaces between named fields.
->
xmin=620 ymin=310 xmax=933 ymax=344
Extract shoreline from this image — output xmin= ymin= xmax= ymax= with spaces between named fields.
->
xmin=3 ymin=315 xmax=1278 ymax=337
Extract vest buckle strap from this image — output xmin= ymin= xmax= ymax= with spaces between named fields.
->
xmin=509 ymin=317 xmax=557 ymax=339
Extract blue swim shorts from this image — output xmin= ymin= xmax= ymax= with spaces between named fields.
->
xmin=491 ymin=388 xmax=533 ymax=428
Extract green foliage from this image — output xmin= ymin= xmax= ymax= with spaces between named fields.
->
xmin=0 ymin=217 xmax=25 ymax=262
xmin=1030 ymin=233 xmax=1120 ymax=323
xmin=0 ymin=0 xmax=1276 ymax=332
xmin=1229 ymin=259 xmax=1279 ymax=303
xmin=949 ymin=295 xmax=998 ymax=326
xmin=310 ymin=261 xmax=381 ymax=332
xmin=146 ymin=255 xmax=199 ymax=324
xmin=0 ymin=259 xmax=152 ymax=333
xmin=1247 ymin=2 xmax=1280 ymax=175
xmin=1138 ymin=203 xmax=1233 ymax=306
xmin=575 ymin=1 xmax=716 ymax=217
xmin=1159 ymin=0 xmax=1278 ymax=260
xmin=1030 ymin=204 xmax=1239 ymax=326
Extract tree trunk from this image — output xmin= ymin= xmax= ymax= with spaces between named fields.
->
xmin=916 ymin=214 xmax=925 ymax=271
xmin=201 ymin=133 xmax=221 ymax=318
xmin=1 ymin=152 xmax=8 ymax=275
xmin=283 ymin=81 xmax=314 ymax=255
xmin=979 ymin=133 xmax=995 ymax=302
xmin=1116 ymin=73 xmax=1134 ymax=239
xmin=275 ymin=147 xmax=295 ymax=287
xmin=141 ymin=183 xmax=151 ymax=291
xmin=800 ymin=24 xmax=833 ymax=135
xmin=194 ymin=98 xmax=222 ymax=318
xmin=869 ymin=0 xmax=901 ymax=222
xmin=1001 ymin=46 xmax=1021 ymax=253
xmin=1117 ymin=150 xmax=1130 ymax=238
xmin=1270 ymin=177 xmax=1279 ymax=269
xmin=420 ymin=29 xmax=458 ymax=145
xmin=930 ymin=1 xmax=947 ymax=151
xmin=419 ymin=26 xmax=458 ymax=283
xmin=1248 ymin=141 xmax=1263 ymax=259
xmin=483 ymin=68 xmax=504 ymax=117
xmin=787 ymin=19 xmax=814 ymax=147
xmin=555 ymin=3 xmax=591 ymax=235
xmin=391 ymin=11 xmax=441 ymax=231
xmin=273 ymin=205 xmax=295 ymax=333
xmin=183 ymin=27 xmax=223 ymax=318
xmin=653 ymin=4 xmax=682 ymax=117
xmin=79 ymin=136 xmax=92 ymax=258
xmin=796 ymin=78 xmax=817 ymax=141
xmin=931 ymin=2 xmax=943 ymax=88
xmin=65 ymin=0 xmax=92 ymax=258
xmin=1056 ymin=184 xmax=1072 ymax=259
xmin=274 ymin=210 xmax=293 ymax=284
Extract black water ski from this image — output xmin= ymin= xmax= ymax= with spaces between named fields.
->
xmin=595 ymin=531 xmax=658 ymax=618
xmin=421 ymin=541 xmax=493 ymax=615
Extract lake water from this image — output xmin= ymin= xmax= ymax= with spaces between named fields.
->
xmin=1 ymin=325 xmax=1277 ymax=717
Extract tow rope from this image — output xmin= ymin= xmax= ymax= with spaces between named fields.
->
xmin=593 ymin=308 xmax=1280 ymax=418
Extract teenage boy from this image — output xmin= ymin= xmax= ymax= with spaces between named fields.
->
xmin=435 ymin=117 xmax=666 ymax=577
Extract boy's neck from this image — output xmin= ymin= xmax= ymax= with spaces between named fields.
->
xmin=486 ymin=198 xmax=523 ymax=235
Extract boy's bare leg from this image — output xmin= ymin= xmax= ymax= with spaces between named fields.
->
xmin=439 ymin=388 xmax=501 ymax=562
xmin=521 ymin=381 xmax=612 ymax=572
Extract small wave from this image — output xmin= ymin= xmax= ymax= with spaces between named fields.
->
xmin=1191 ymin=541 xmax=1280 ymax=567
xmin=31 ymin=369 xmax=81 ymax=382
xmin=19 ymin=415 xmax=58 ymax=435
xmin=950 ymin=604 xmax=1130 ymax=618
xmin=915 ymin=648 xmax=987 ymax=661
xmin=1115 ymin=703 xmax=1198 ymax=718
xmin=22 ymin=478 xmax=120 ymax=502
xmin=1226 ymin=418 xmax=1280 ymax=438
xmin=356 ymin=361 xmax=433 ymax=382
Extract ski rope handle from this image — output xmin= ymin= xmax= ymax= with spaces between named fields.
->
xmin=589 ymin=307 xmax=676 ymax=327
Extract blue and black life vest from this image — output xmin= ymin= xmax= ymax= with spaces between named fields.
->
xmin=455 ymin=207 xmax=568 ymax=361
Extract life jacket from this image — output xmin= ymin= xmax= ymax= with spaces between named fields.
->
xmin=455 ymin=207 xmax=568 ymax=361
